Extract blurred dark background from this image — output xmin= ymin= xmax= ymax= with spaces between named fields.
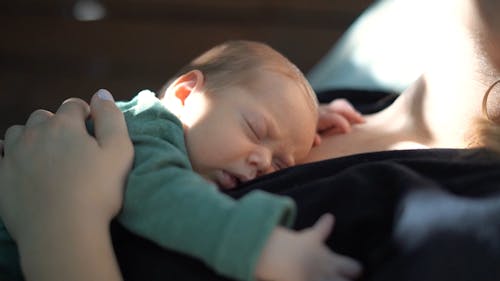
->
xmin=0 ymin=0 xmax=372 ymax=134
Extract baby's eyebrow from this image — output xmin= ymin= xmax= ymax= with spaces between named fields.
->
xmin=259 ymin=111 xmax=301 ymax=167
xmin=264 ymin=116 xmax=297 ymax=167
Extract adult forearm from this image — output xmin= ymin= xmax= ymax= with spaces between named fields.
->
xmin=18 ymin=220 xmax=122 ymax=281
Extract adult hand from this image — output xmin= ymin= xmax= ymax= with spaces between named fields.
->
xmin=0 ymin=89 xmax=132 ymax=281
xmin=0 ymin=89 xmax=133 ymax=243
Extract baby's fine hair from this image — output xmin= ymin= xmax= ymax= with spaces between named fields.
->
xmin=159 ymin=40 xmax=318 ymax=113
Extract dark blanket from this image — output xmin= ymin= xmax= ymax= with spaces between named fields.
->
xmin=111 ymin=148 xmax=500 ymax=281
xmin=111 ymin=90 xmax=500 ymax=281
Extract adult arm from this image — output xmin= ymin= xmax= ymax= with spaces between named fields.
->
xmin=0 ymin=90 xmax=133 ymax=281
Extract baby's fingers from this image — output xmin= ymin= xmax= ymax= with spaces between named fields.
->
xmin=333 ymin=253 xmax=363 ymax=279
xmin=311 ymin=213 xmax=335 ymax=241
xmin=327 ymin=99 xmax=365 ymax=124
xmin=318 ymin=113 xmax=351 ymax=134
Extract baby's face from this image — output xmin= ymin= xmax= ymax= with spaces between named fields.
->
xmin=183 ymin=71 xmax=317 ymax=189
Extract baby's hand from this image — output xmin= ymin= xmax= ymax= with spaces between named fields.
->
xmin=255 ymin=214 xmax=362 ymax=281
xmin=315 ymin=99 xmax=365 ymax=145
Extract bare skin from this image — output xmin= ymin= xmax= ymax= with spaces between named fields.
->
xmin=0 ymin=91 xmax=133 ymax=281
xmin=306 ymin=0 xmax=500 ymax=163
xmin=0 ymin=90 xmax=361 ymax=281
xmin=3 ymin=0 xmax=500 ymax=280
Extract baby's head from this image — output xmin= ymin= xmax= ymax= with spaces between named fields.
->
xmin=159 ymin=40 xmax=318 ymax=189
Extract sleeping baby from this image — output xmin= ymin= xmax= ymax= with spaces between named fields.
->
xmin=0 ymin=40 xmax=364 ymax=281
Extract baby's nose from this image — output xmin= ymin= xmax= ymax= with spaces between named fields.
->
xmin=248 ymin=147 xmax=273 ymax=174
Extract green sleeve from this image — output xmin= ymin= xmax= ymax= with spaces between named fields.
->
xmin=0 ymin=224 xmax=22 ymax=281
xmin=117 ymin=93 xmax=296 ymax=281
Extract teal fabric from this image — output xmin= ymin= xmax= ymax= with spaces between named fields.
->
xmin=0 ymin=224 xmax=21 ymax=281
xmin=0 ymin=90 xmax=296 ymax=281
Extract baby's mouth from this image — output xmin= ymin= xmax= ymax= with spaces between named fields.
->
xmin=216 ymin=170 xmax=241 ymax=190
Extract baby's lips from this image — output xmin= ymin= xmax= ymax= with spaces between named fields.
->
xmin=217 ymin=170 xmax=238 ymax=190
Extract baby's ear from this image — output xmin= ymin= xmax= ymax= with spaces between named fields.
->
xmin=165 ymin=70 xmax=204 ymax=105
xmin=163 ymin=70 xmax=204 ymax=115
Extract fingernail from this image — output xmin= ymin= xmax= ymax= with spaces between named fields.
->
xmin=96 ymin=89 xmax=114 ymax=101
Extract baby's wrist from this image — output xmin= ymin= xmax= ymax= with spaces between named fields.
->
xmin=254 ymin=226 xmax=294 ymax=281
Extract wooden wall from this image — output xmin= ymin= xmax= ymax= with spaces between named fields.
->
xmin=0 ymin=0 xmax=372 ymax=134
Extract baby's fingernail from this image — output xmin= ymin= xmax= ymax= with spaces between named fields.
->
xmin=96 ymin=89 xmax=114 ymax=101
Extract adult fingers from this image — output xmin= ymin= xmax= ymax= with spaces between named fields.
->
xmin=25 ymin=109 xmax=54 ymax=128
xmin=90 ymin=89 xmax=132 ymax=153
xmin=3 ymin=125 xmax=24 ymax=155
xmin=56 ymin=98 xmax=91 ymax=128
xmin=311 ymin=213 xmax=335 ymax=241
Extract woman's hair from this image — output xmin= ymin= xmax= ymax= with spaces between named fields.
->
xmin=158 ymin=40 xmax=318 ymax=112
xmin=474 ymin=79 xmax=500 ymax=154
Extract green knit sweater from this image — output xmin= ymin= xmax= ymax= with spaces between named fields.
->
xmin=0 ymin=90 xmax=296 ymax=281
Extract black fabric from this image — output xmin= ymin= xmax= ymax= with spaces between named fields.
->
xmin=316 ymin=88 xmax=399 ymax=114
xmin=226 ymin=148 xmax=500 ymax=280
xmin=110 ymin=90 xmax=500 ymax=281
